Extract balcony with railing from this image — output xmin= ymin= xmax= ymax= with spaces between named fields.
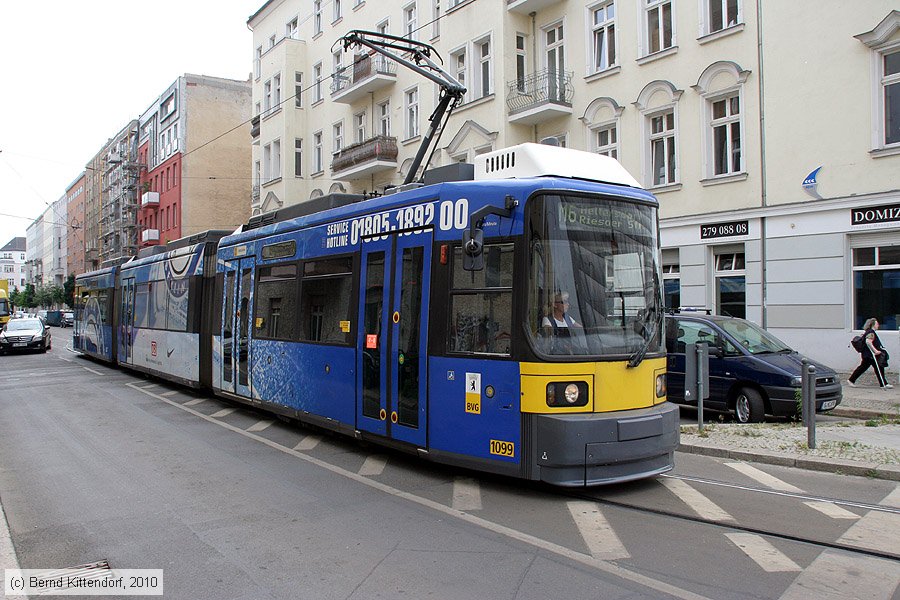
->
xmin=141 ymin=229 xmax=160 ymax=244
xmin=506 ymin=0 xmax=559 ymax=13
xmin=331 ymin=135 xmax=398 ymax=179
xmin=331 ymin=55 xmax=397 ymax=104
xmin=250 ymin=115 xmax=260 ymax=141
xmin=506 ymin=68 xmax=574 ymax=125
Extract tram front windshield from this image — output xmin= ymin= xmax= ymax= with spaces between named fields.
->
xmin=527 ymin=193 xmax=662 ymax=359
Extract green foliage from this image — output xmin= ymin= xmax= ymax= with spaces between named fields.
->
xmin=22 ymin=283 xmax=36 ymax=308
xmin=64 ymin=274 xmax=76 ymax=308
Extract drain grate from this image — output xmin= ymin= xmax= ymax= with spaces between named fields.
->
xmin=34 ymin=560 xmax=113 ymax=591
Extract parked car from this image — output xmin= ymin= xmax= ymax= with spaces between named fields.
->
xmin=62 ymin=311 xmax=75 ymax=327
xmin=45 ymin=310 xmax=64 ymax=327
xmin=0 ymin=318 xmax=52 ymax=354
xmin=665 ymin=312 xmax=842 ymax=423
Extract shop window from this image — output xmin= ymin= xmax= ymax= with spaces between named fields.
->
xmin=714 ymin=251 xmax=745 ymax=318
xmin=852 ymin=245 xmax=900 ymax=330
xmin=662 ymin=252 xmax=680 ymax=310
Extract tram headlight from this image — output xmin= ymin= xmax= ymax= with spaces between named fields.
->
xmin=656 ymin=374 xmax=667 ymax=398
xmin=546 ymin=382 xmax=589 ymax=408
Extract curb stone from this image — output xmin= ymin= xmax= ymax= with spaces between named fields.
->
xmin=678 ymin=443 xmax=900 ymax=481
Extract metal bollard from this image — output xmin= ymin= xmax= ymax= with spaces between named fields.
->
xmin=800 ymin=358 xmax=809 ymax=427
xmin=806 ymin=364 xmax=817 ymax=449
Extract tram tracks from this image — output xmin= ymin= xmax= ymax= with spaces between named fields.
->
xmin=558 ymin=472 xmax=900 ymax=563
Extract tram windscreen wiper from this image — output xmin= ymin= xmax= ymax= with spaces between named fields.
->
xmin=627 ymin=305 xmax=659 ymax=368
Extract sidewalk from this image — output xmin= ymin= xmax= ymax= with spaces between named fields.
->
xmin=678 ymin=376 xmax=900 ymax=481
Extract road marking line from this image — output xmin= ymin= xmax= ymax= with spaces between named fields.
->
xmin=802 ymin=501 xmax=860 ymax=520
xmin=210 ymin=408 xmax=237 ymax=418
xmin=837 ymin=509 xmax=900 ymax=555
xmin=141 ymin=383 xmax=158 ymax=389
xmin=725 ymin=462 xmax=803 ymax=493
xmin=567 ymin=501 xmax=630 ymax=560
xmin=160 ymin=391 xmax=180 ymax=397
xmin=183 ymin=398 xmax=206 ymax=406
xmin=127 ymin=382 xmax=711 ymax=600
xmin=452 ymin=477 xmax=483 ymax=511
xmin=293 ymin=435 xmax=321 ymax=451
xmin=724 ymin=533 xmax=800 ymax=572
xmin=358 ymin=455 xmax=388 ymax=477
xmin=660 ymin=478 xmax=735 ymax=523
xmin=0 ymin=496 xmax=26 ymax=600
xmin=58 ymin=357 xmax=72 ymax=362
xmin=246 ymin=419 xmax=274 ymax=433
xmin=779 ymin=550 xmax=900 ymax=600
xmin=82 ymin=367 xmax=105 ymax=376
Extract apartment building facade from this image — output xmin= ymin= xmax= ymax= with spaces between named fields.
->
xmin=66 ymin=173 xmax=86 ymax=277
xmin=25 ymin=195 xmax=67 ymax=288
xmin=247 ymin=0 xmax=899 ymax=370
xmin=0 ymin=238 xmax=27 ymax=291
xmin=136 ymin=74 xmax=253 ymax=249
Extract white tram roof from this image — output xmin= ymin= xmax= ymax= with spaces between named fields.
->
xmin=473 ymin=142 xmax=642 ymax=190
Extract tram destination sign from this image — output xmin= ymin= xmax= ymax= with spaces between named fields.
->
xmin=700 ymin=220 xmax=749 ymax=239
xmin=851 ymin=203 xmax=900 ymax=226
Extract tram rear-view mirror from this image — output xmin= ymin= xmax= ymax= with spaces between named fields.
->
xmin=462 ymin=229 xmax=484 ymax=271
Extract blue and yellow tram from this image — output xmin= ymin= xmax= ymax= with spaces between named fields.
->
xmin=75 ymin=143 xmax=678 ymax=486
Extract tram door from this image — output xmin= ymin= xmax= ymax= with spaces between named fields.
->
xmin=222 ymin=259 xmax=254 ymax=398
xmin=357 ymin=230 xmax=432 ymax=447
xmin=119 ymin=277 xmax=135 ymax=365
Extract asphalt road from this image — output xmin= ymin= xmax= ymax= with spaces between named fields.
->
xmin=1 ymin=341 xmax=898 ymax=599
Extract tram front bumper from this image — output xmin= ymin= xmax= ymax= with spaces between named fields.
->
xmin=531 ymin=402 xmax=680 ymax=487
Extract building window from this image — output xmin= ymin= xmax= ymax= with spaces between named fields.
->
xmin=264 ymin=79 xmax=273 ymax=112
xmin=254 ymin=46 xmax=262 ymax=79
xmin=378 ymin=100 xmax=391 ymax=136
xmin=432 ymin=0 xmax=440 ymax=38
xmin=294 ymin=139 xmax=303 ymax=177
xmin=662 ymin=249 xmax=680 ymax=310
xmin=404 ymin=3 xmax=417 ymax=39
xmin=333 ymin=121 xmax=344 ymax=154
xmin=295 ymin=72 xmax=303 ymax=108
xmin=589 ymin=1 xmax=617 ymax=73
xmin=710 ymin=94 xmax=741 ymax=175
xmin=313 ymin=131 xmax=323 ymax=173
xmin=475 ymin=36 xmax=492 ymax=99
xmin=594 ymin=124 xmax=618 ymax=159
xmin=254 ymin=160 xmax=261 ymax=188
xmin=515 ymin=34 xmax=527 ymax=93
xmin=263 ymin=139 xmax=281 ymax=183
xmin=852 ymin=244 xmax=900 ymax=330
xmin=450 ymin=47 xmax=466 ymax=99
xmin=286 ymin=17 xmax=299 ymax=40
xmin=405 ymin=87 xmax=419 ymax=138
xmin=354 ymin=112 xmax=366 ymax=143
xmin=333 ymin=0 xmax=342 ymax=22
xmin=314 ymin=0 xmax=322 ymax=35
xmin=263 ymin=143 xmax=272 ymax=183
xmin=705 ymin=0 xmax=739 ymax=35
xmin=377 ymin=19 xmax=389 ymax=35
xmin=273 ymin=73 xmax=282 ymax=108
xmin=883 ymin=48 xmax=900 ymax=146
xmin=714 ymin=250 xmax=745 ymax=318
xmin=649 ymin=110 xmax=676 ymax=186
xmin=313 ymin=63 xmax=323 ymax=103
xmin=644 ymin=0 xmax=674 ymax=55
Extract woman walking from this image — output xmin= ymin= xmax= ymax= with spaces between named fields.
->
xmin=848 ymin=317 xmax=892 ymax=389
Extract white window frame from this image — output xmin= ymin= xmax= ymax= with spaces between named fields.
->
xmin=709 ymin=92 xmax=742 ymax=177
xmin=515 ymin=34 xmax=527 ymax=93
xmin=593 ymin=123 xmax=618 ymax=159
xmin=713 ymin=248 xmax=746 ymax=318
xmin=314 ymin=1 xmax=323 ymax=35
xmin=286 ymin=17 xmax=299 ymax=40
xmin=313 ymin=131 xmax=324 ymax=173
xmin=377 ymin=19 xmax=389 ymax=35
xmin=333 ymin=121 xmax=344 ymax=154
xmin=404 ymin=2 xmax=417 ymax=40
xmin=695 ymin=61 xmax=750 ymax=181
xmin=378 ymin=100 xmax=391 ymax=136
xmin=703 ymin=0 xmax=740 ymax=36
xmin=432 ymin=0 xmax=441 ymax=39
xmin=636 ymin=81 xmax=682 ymax=189
xmin=405 ymin=86 xmax=419 ymax=139
xmin=474 ymin=34 xmax=492 ymax=99
xmin=268 ymin=34 xmax=276 ymax=49
xmin=333 ymin=0 xmax=342 ymax=23
xmin=263 ymin=143 xmax=272 ymax=183
xmin=641 ymin=0 xmax=675 ymax=57
xmin=313 ymin=62 xmax=323 ymax=103
xmin=273 ymin=73 xmax=281 ymax=108
xmin=450 ymin=46 xmax=467 ymax=101
xmin=254 ymin=46 xmax=262 ymax=80
xmin=263 ymin=79 xmax=273 ymax=113
xmin=354 ymin=111 xmax=367 ymax=143
xmin=271 ymin=139 xmax=281 ymax=181
xmin=295 ymin=72 xmax=303 ymax=108
xmin=648 ymin=109 xmax=676 ymax=187
xmin=294 ymin=138 xmax=303 ymax=177
xmin=882 ymin=46 xmax=900 ymax=149
xmin=856 ymin=15 xmax=900 ymax=154
xmin=588 ymin=1 xmax=617 ymax=74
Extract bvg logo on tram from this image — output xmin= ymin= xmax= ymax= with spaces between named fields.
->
xmin=465 ymin=372 xmax=481 ymax=414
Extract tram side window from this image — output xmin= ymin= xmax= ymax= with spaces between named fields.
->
xmin=149 ymin=280 xmax=169 ymax=329
xmin=134 ymin=283 xmax=151 ymax=329
xmin=254 ymin=263 xmax=299 ymax=340
xmin=97 ymin=291 xmax=110 ymax=322
xmin=168 ymin=283 xmax=189 ymax=332
xmin=298 ymin=257 xmax=353 ymax=344
xmin=449 ymin=243 xmax=514 ymax=355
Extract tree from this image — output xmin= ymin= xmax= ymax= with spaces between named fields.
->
xmin=9 ymin=287 xmax=21 ymax=307
xmin=22 ymin=284 xmax=35 ymax=308
xmin=64 ymin=274 xmax=76 ymax=308
xmin=49 ymin=285 xmax=66 ymax=308
xmin=35 ymin=285 xmax=52 ymax=309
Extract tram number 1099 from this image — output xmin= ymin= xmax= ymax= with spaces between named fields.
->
xmin=489 ymin=439 xmax=515 ymax=457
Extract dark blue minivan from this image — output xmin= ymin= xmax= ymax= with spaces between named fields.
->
xmin=665 ymin=312 xmax=842 ymax=423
